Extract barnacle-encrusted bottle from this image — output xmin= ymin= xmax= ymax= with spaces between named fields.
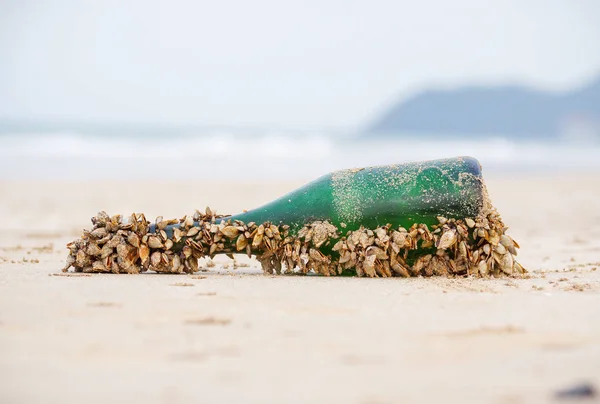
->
xmin=65 ymin=156 xmax=524 ymax=278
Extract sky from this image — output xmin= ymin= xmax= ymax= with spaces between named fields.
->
xmin=1 ymin=0 xmax=599 ymax=130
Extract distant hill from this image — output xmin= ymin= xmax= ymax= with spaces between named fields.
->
xmin=367 ymin=75 xmax=600 ymax=140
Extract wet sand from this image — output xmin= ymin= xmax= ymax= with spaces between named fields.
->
xmin=1 ymin=174 xmax=599 ymax=403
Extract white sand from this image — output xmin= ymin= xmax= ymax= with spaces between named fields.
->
xmin=1 ymin=174 xmax=599 ymax=403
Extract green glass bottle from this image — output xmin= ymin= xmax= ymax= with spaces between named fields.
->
xmin=161 ymin=156 xmax=484 ymax=236
xmin=66 ymin=156 xmax=524 ymax=278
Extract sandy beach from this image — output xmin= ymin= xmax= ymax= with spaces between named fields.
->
xmin=1 ymin=173 xmax=599 ymax=403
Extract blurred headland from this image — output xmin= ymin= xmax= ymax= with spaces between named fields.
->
xmin=368 ymin=74 xmax=600 ymax=142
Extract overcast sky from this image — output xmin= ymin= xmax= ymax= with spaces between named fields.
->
xmin=1 ymin=0 xmax=599 ymax=129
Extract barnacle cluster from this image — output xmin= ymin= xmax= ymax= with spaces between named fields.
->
xmin=64 ymin=207 xmax=524 ymax=278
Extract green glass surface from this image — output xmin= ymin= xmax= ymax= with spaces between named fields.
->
xmin=159 ymin=156 xmax=485 ymax=238
xmin=219 ymin=156 xmax=484 ymax=232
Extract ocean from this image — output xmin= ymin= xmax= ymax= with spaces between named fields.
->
xmin=1 ymin=131 xmax=599 ymax=180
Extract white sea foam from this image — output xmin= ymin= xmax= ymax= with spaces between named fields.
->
xmin=0 ymin=132 xmax=599 ymax=180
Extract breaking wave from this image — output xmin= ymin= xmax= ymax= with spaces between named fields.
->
xmin=1 ymin=132 xmax=599 ymax=180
